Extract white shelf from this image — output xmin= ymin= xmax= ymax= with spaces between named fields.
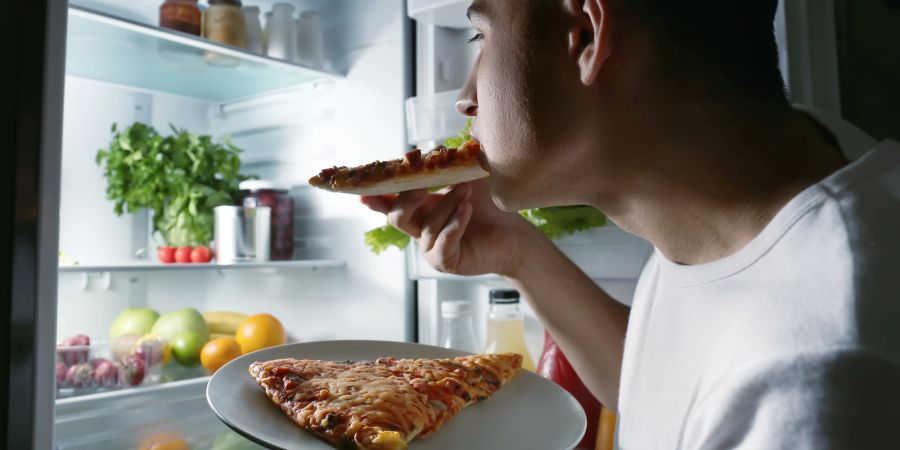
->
xmin=408 ymin=0 xmax=472 ymax=29
xmin=407 ymin=226 xmax=653 ymax=281
xmin=66 ymin=5 xmax=341 ymax=102
xmin=58 ymin=260 xmax=346 ymax=273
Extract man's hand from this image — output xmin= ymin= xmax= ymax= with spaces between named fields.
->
xmin=361 ymin=179 xmax=539 ymax=277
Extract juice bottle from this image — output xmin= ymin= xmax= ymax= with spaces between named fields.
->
xmin=484 ymin=289 xmax=535 ymax=371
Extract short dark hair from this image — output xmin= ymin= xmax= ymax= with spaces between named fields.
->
xmin=626 ymin=0 xmax=787 ymax=103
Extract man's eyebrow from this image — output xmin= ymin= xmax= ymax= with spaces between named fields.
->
xmin=466 ymin=4 xmax=487 ymax=21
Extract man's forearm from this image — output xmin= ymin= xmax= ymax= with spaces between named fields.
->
xmin=505 ymin=229 xmax=629 ymax=410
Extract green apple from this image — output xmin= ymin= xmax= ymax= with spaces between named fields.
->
xmin=170 ymin=331 xmax=205 ymax=366
xmin=150 ymin=307 xmax=210 ymax=342
xmin=109 ymin=308 xmax=159 ymax=339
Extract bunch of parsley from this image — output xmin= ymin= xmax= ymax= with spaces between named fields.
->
xmin=363 ymin=120 xmax=606 ymax=253
xmin=96 ymin=122 xmax=253 ymax=246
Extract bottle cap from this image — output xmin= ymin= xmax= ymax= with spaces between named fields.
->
xmin=489 ymin=289 xmax=520 ymax=304
xmin=441 ymin=300 xmax=472 ymax=317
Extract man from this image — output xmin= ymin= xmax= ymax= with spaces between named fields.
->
xmin=364 ymin=0 xmax=900 ymax=447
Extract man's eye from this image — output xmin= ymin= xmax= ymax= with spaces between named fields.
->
xmin=468 ymin=33 xmax=484 ymax=44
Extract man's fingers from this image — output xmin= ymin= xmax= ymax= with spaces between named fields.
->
xmin=360 ymin=195 xmax=395 ymax=214
xmin=420 ymin=184 xmax=471 ymax=252
xmin=427 ymin=199 xmax=473 ymax=273
xmin=386 ymin=189 xmax=429 ymax=238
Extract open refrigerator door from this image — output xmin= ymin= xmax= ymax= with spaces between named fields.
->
xmin=53 ymin=0 xmax=413 ymax=448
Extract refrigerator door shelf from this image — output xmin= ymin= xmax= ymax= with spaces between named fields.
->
xmin=407 ymin=225 xmax=653 ymax=281
xmin=408 ymin=0 xmax=471 ymax=29
xmin=406 ymin=89 xmax=468 ymax=146
xmin=67 ymin=6 xmax=342 ymax=103
xmin=54 ymin=377 xmax=219 ymax=450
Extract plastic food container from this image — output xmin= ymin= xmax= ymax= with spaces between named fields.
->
xmin=55 ymin=336 xmax=166 ymax=398
xmin=240 ymin=180 xmax=294 ymax=261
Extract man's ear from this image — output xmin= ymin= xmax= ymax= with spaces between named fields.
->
xmin=565 ymin=0 xmax=615 ymax=86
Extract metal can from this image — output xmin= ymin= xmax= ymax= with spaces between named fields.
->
xmin=214 ymin=206 xmax=271 ymax=263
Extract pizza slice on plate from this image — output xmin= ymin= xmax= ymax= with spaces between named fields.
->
xmin=308 ymin=140 xmax=488 ymax=196
xmin=249 ymin=353 xmax=522 ymax=450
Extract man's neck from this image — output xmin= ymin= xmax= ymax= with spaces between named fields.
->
xmin=595 ymin=104 xmax=847 ymax=265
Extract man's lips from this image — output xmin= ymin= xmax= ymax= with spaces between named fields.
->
xmin=477 ymin=146 xmax=490 ymax=172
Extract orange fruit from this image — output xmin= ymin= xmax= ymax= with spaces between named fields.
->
xmin=235 ymin=314 xmax=286 ymax=354
xmin=138 ymin=432 xmax=191 ymax=450
xmin=200 ymin=337 xmax=242 ymax=373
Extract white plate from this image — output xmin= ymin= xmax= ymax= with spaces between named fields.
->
xmin=208 ymin=340 xmax=586 ymax=450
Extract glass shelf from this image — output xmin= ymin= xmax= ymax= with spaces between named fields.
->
xmin=58 ymin=259 xmax=346 ymax=273
xmin=66 ymin=6 xmax=341 ymax=102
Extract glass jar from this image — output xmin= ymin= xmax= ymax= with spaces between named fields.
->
xmin=205 ymin=0 xmax=246 ymax=48
xmin=240 ymin=181 xmax=294 ymax=261
xmin=484 ymin=289 xmax=535 ymax=370
xmin=440 ymin=300 xmax=479 ymax=353
xmin=159 ymin=0 xmax=201 ymax=36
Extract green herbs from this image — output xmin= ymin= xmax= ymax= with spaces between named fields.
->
xmin=519 ymin=206 xmax=607 ymax=239
xmin=96 ymin=123 xmax=253 ymax=246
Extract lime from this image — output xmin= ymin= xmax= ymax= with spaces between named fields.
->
xmin=170 ymin=331 xmax=205 ymax=366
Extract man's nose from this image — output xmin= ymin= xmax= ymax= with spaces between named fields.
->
xmin=456 ymin=69 xmax=478 ymax=117
xmin=455 ymin=96 xmax=477 ymax=117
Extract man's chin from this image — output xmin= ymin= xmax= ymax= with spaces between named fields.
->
xmin=489 ymin=180 xmax=535 ymax=213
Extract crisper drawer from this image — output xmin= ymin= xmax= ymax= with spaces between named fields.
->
xmin=54 ymin=377 xmax=263 ymax=450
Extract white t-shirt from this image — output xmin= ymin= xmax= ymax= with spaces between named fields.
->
xmin=617 ymin=112 xmax=900 ymax=450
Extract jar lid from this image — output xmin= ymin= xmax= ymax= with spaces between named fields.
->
xmin=441 ymin=300 xmax=472 ymax=316
xmin=489 ymin=289 xmax=520 ymax=304
xmin=209 ymin=0 xmax=242 ymax=5
xmin=240 ymin=180 xmax=292 ymax=192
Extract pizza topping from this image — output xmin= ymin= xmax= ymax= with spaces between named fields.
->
xmin=309 ymin=141 xmax=486 ymax=195
xmin=404 ymin=149 xmax=421 ymax=167
xmin=249 ymin=353 xmax=521 ymax=450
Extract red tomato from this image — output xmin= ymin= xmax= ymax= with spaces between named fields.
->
xmin=174 ymin=246 xmax=193 ymax=263
xmin=190 ymin=246 xmax=212 ymax=263
xmin=157 ymin=246 xmax=176 ymax=264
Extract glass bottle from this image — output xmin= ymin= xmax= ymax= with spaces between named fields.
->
xmin=440 ymin=301 xmax=478 ymax=353
xmin=240 ymin=180 xmax=294 ymax=261
xmin=159 ymin=0 xmax=201 ymax=36
xmin=265 ymin=3 xmax=297 ymax=61
xmin=205 ymin=0 xmax=246 ymax=48
xmin=242 ymin=5 xmax=264 ymax=54
xmin=484 ymin=289 xmax=535 ymax=370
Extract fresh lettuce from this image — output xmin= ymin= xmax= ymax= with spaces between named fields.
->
xmin=364 ymin=225 xmax=412 ymax=255
xmin=519 ymin=206 xmax=607 ymax=239
xmin=443 ymin=118 xmax=473 ymax=148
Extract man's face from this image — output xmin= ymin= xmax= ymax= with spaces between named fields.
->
xmin=458 ymin=0 xmax=592 ymax=211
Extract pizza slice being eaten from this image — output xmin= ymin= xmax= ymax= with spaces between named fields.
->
xmin=308 ymin=140 xmax=488 ymax=196
xmin=249 ymin=353 xmax=522 ymax=450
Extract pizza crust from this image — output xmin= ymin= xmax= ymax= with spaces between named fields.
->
xmin=321 ymin=163 xmax=489 ymax=196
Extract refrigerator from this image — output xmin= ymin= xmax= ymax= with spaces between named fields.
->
xmin=3 ymin=0 xmax=897 ymax=449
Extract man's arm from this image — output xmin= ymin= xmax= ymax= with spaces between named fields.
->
xmin=361 ymin=181 xmax=628 ymax=409
xmin=506 ymin=226 xmax=629 ymax=410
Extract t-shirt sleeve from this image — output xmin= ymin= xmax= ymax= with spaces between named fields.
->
xmin=682 ymin=349 xmax=900 ymax=450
